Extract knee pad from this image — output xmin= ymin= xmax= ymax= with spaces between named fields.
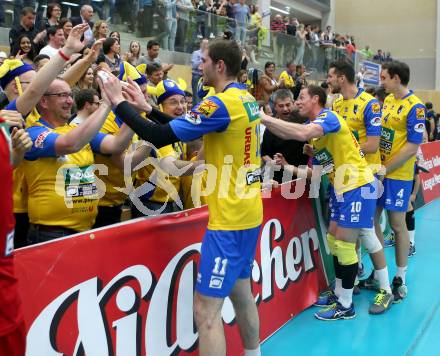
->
xmin=334 ymin=239 xmax=358 ymax=266
xmin=360 ymin=228 xmax=383 ymax=254
xmin=406 ymin=210 xmax=415 ymax=231
xmin=326 ymin=233 xmax=336 ymax=255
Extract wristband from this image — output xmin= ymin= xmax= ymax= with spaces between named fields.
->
xmin=58 ymin=50 xmax=70 ymax=61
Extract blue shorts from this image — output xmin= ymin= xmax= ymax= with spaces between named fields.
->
xmin=377 ymin=178 xmax=413 ymax=212
xmin=196 ymin=226 xmax=260 ymax=298
xmin=328 ymin=181 xmax=377 ymax=228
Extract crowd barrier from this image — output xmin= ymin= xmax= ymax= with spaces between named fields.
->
xmin=15 ymin=180 xmax=329 ymax=355
xmin=14 ymin=140 xmax=440 ymax=355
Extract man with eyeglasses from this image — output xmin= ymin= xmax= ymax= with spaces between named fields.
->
xmin=1 ymin=24 xmax=93 ymax=246
xmin=23 ymin=77 xmax=136 ymax=244
xmin=70 ymin=88 xmax=101 ymax=125
xmin=131 ymin=79 xmax=203 ymax=217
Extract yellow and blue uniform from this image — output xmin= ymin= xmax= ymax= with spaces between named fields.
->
xmin=378 ymin=91 xmax=425 ymax=211
xmin=169 ymin=82 xmax=263 ymax=297
xmin=311 ymin=109 xmax=376 ymax=228
xmin=278 ymin=70 xmax=296 ymax=89
xmin=332 ymin=88 xmax=382 ymax=174
xmin=24 ymin=119 xmax=107 ymax=232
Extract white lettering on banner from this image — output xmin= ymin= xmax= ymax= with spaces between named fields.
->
xmin=25 ymin=223 xmax=320 ymax=355
xmin=259 ymin=219 xmax=319 ymax=302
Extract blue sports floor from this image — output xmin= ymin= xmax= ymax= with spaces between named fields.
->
xmin=262 ymin=198 xmax=440 ymax=356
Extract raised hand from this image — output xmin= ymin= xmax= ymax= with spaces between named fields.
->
xmin=63 ymin=23 xmax=90 ymax=56
xmin=121 ymin=77 xmax=152 ymax=113
xmin=85 ymin=38 xmax=105 ymax=63
xmin=274 ymin=152 xmax=287 ymax=166
xmin=96 ymin=70 xmax=125 ymax=107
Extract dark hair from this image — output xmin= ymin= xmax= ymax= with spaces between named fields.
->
xmin=147 ymin=40 xmax=160 ymax=50
xmin=365 ymin=87 xmax=376 ymax=95
xmin=264 ymin=61 xmax=275 ymax=69
xmin=375 ymin=87 xmax=387 ymax=103
xmin=184 ymin=91 xmax=193 ymax=97
xmin=223 ymin=30 xmax=233 ymax=40
xmin=146 ymin=62 xmax=162 ymax=76
xmin=329 ymin=60 xmax=356 ymax=84
xmin=382 ymin=61 xmax=410 ymax=86
xmin=306 ymin=85 xmax=327 ymax=107
xmin=21 ymin=7 xmax=36 ymax=16
xmin=75 ymin=88 xmax=99 ymax=110
xmin=286 ymin=60 xmax=296 ymax=67
xmin=59 ymin=17 xmax=72 ymax=29
xmin=109 ymin=31 xmax=121 ymax=42
xmin=46 ymin=25 xmax=63 ymax=41
xmin=103 ymin=37 xmax=118 ymax=54
xmin=34 ymin=53 xmax=50 ymax=67
xmin=208 ymin=39 xmax=241 ymax=78
xmin=320 ymin=81 xmax=329 ymax=89
xmin=11 ymin=34 xmax=36 ymax=61
xmin=426 ymin=102 xmax=433 ymax=110
xmin=47 ymin=3 xmax=61 ymax=19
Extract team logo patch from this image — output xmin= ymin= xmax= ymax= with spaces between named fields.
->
xmin=317 ymin=112 xmax=328 ymax=119
xmin=370 ymin=117 xmax=382 ymax=126
xmin=34 ymin=130 xmax=50 ymax=148
xmin=371 ymin=103 xmax=381 ymax=114
xmin=185 ymin=112 xmax=202 ymax=125
xmin=416 ymin=107 xmax=425 ymax=119
xmin=196 ymin=99 xmax=219 ymax=117
xmin=414 ymin=122 xmax=425 ymax=133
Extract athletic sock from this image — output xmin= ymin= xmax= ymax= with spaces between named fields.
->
xmin=396 ymin=266 xmax=407 ymax=284
xmin=338 ymin=287 xmax=353 ymax=309
xmin=335 ymin=278 xmax=342 ymax=297
xmin=244 ymin=347 xmax=261 ymax=356
xmin=375 ymin=267 xmax=391 ymax=293
xmin=409 ymin=230 xmax=415 ymax=245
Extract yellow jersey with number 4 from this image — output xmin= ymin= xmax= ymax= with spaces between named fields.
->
xmin=380 ymin=91 xmax=425 ymax=181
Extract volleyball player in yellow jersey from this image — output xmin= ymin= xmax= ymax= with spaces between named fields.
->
xmin=327 ymin=61 xmax=393 ymax=314
xmin=377 ymin=61 xmax=426 ymax=303
xmin=261 ymin=85 xmax=376 ymax=321
xmin=102 ymin=39 xmax=263 ymax=355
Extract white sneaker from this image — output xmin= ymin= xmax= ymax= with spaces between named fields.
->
xmin=209 ymin=32 xmax=215 ymax=39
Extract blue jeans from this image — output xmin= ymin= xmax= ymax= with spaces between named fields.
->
xmin=235 ymin=25 xmax=247 ymax=45
xmin=163 ymin=17 xmax=177 ymax=51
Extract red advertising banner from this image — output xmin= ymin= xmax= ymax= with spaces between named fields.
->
xmin=418 ymin=141 xmax=440 ymax=204
xmin=15 ymin=182 xmax=327 ymax=355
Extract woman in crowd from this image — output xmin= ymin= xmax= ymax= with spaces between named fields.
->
xmin=256 ymin=61 xmax=282 ymax=104
xmin=59 ymin=17 xmax=73 ymax=39
xmin=10 ymin=34 xmax=36 ymax=64
xmin=294 ymin=23 xmax=307 ymax=65
xmin=93 ymin=20 xmax=109 ymax=41
xmin=123 ymin=41 xmax=142 ymax=66
xmin=97 ymin=37 xmax=121 ymax=74
xmin=41 ymin=2 xmax=62 ymax=30
xmin=109 ymin=31 xmax=121 ymax=44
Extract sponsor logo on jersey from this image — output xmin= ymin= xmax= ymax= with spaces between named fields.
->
xmin=34 ymin=130 xmax=50 ymax=148
xmin=196 ymin=100 xmax=218 ymax=117
xmin=370 ymin=117 xmax=382 ymax=126
xmin=397 ymin=105 xmax=404 ymax=114
xmin=416 ymin=107 xmax=425 ymax=119
xmin=414 ymin=122 xmax=425 ymax=133
xmin=350 ymin=214 xmax=360 ymax=223
xmin=317 ymin=112 xmax=328 ymax=119
xmin=353 ymin=105 xmax=358 ymax=114
xmin=371 ymin=103 xmax=381 ymax=114
xmin=185 ymin=112 xmax=202 ymax=125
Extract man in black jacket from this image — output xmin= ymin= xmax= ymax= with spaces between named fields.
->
xmin=70 ymin=4 xmax=94 ymax=44
xmin=9 ymin=7 xmax=46 ymax=52
xmin=261 ymin=89 xmax=309 ymax=183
